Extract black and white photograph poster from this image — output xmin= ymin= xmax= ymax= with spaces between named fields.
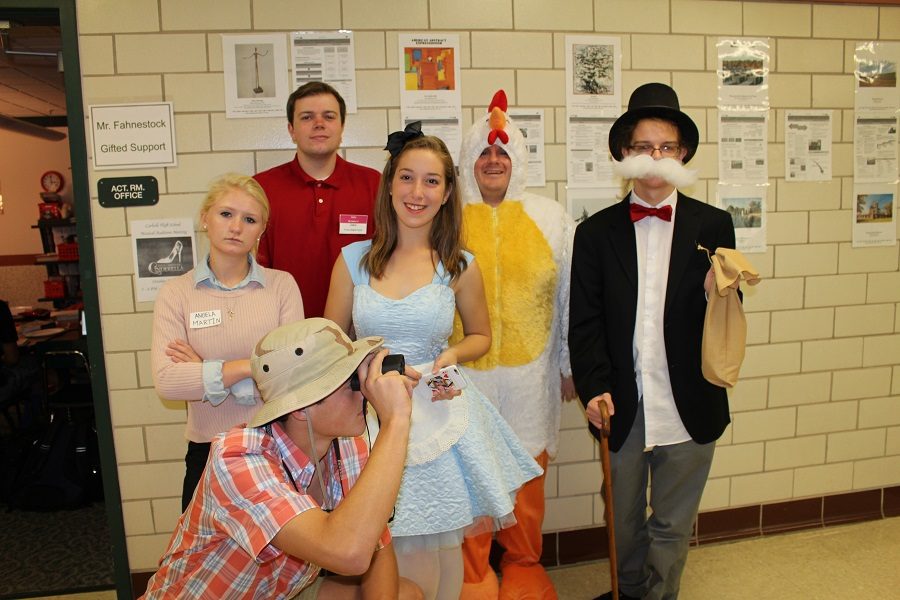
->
xmin=131 ymin=218 xmax=196 ymax=303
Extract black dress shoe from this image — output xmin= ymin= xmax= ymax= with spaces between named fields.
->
xmin=592 ymin=592 xmax=640 ymax=600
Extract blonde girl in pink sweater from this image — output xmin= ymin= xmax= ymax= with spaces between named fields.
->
xmin=151 ymin=174 xmax=304 ymax=510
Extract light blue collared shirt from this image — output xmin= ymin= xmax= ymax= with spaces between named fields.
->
xmin=194 ymin=253 xmax=265 ymax=290
xmin=195 ymin=253 xmax=265 ymax=406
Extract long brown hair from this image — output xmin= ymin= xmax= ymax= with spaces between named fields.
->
xmin=364 ymin=135 xmax=468 ymax=281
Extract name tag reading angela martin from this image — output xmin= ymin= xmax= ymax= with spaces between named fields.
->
xmin=339 ymin=214 xmax=368 ymax=235
xmin=190 ymin=310 xmax=222 ymax=329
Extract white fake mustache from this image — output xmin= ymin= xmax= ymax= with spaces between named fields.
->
xmin=612 ymin=154 xmax=698 ymax=189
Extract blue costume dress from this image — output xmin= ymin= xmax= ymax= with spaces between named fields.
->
xmin=342 ymin=241 xmax=542 ymax=552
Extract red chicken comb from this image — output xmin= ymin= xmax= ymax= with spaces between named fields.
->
xmin=488 ymin=89 xmax=508 ymax=113
xmin=487 ymin=90 xmax=509 ymax=145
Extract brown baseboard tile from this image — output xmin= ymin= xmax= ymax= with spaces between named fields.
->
xmin=762 ymin=497 xmax=822 ymax=535
xmin=129 ymin=487 xmax=900 ymax=590
xmin=542 ymin=486 xmax=898 ymax=568
xmin=131 ymin=571 xmax=153 ymax=599
xmin=557 ymin=526 xmax=608 ymax=564
xmin=697 ymin=505 xmax=760 ymax=544
xmin=823 ymin=489 xmax=882 ymax=526
xmin=488 ymin=532 xmax=559 ymax=570
xmin=884 ymin=485 xmax=900 ymax=517
xmin=540 ymin=532 xmax=558 ymax=568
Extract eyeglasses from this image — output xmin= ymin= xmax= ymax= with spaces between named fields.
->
xmin=628 ymin=143 xmax=682 ymax=157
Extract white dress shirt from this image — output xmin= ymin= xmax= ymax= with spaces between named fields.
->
xmin=632 ymin=190 xmax=692 ymax=449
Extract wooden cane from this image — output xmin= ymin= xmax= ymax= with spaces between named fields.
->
xmin=599 ymin=400 xmax=618 ymax=599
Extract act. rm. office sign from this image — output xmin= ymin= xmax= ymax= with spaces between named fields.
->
xmin=89 ymin=102 xmax=178 ymax=170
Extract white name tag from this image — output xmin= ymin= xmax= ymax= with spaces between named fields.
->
xmin=339 ymin=214 xmax=368 ymax=235
xmin=190 ymin=310 xmax=222 ymax=329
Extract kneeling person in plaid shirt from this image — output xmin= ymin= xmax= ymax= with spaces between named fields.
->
xmin=143 ymin=318 xmax=424 ymax=599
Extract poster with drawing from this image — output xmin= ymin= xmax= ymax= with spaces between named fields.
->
xmin=222 ymin=33 xmax=290 ymax=118
xmin=398 ymin=33 xmax=463 ymax=158
xmin=565 ymin=36 xmax=622 ymax=189
xmin=565 ymin=35 xmax=621 ymax=115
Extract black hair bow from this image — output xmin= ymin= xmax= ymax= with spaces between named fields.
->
xmin=384 ymin=121 xmax=424 ymax=158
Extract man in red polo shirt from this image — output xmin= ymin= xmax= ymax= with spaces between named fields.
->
xmin=255 ymin=82 xmax=380 ymax=317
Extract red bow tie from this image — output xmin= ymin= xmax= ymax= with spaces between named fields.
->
xmin=630 ymin=203 xmax=672 ymax=222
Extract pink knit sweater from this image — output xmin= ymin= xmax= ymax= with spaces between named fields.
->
xmin=151 ymin=267 xmax=303 ymax=442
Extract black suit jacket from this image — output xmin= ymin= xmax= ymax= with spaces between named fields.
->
xmin=569 ymin=192 xmax=735 ymax=452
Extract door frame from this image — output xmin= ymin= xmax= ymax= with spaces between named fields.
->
xmin=0 ymin=1 xmax=132 ymax=597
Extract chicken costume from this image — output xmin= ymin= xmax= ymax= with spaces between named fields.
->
xmin=454 ymin=91 xmax=575 ymax=599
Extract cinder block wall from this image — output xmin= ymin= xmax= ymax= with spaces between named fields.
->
xmin=73 ymin=0 xmax=900 ymax=571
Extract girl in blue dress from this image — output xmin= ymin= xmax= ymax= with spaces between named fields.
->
xmin=324 ymin=125 xmax=541 ymax=600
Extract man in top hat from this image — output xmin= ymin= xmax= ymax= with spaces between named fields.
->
xmin=569 ymin=83 xmax=735 ymax=600
xmin=454 ymin=90 xmax=575 ymax=600
xmin=142 ymin=318 xmax=423 ymax=600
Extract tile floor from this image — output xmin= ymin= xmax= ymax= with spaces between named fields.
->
xmin=545 ymin=517 xmax=900 ymax=599
xmin=31 ymin=517 xmax=900 ymax=599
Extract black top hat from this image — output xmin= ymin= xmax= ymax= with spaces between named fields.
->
xmin=608 ymin=83 xmax=699 ymax=163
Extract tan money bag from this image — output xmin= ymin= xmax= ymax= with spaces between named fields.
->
xmin=700 ymin=247 xmax=761 ymax=388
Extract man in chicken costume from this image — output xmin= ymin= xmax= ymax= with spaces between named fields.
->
xmin=454 ymin=90 xmax=575 ymax=599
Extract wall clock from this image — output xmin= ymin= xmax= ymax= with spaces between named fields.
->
xmin=40 ymin=170 xmax=65 ymax=193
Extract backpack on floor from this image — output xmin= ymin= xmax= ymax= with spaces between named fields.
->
xmin=7 ymin=410 xmax=97 ymax=511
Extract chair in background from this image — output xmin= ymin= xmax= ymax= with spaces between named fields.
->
xmin=42 ymin=347 xmax=93 ymax=414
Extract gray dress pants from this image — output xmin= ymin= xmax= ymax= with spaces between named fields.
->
xmin=607 ymin=403 xmax=716 ymax=600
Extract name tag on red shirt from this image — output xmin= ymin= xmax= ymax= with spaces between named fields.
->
xmin=339 ymin=214 xmax=368 ymax=235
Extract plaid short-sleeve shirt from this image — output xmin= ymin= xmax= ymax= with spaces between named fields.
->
xmin=142 ymin=423 xmax=388 ymax=599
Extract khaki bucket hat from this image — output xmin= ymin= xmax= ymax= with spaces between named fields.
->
xmin=249 ymin=318 xmax=384 ymax=427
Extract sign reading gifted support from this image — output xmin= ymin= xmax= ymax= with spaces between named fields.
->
xmin=98 ymin=176 xmax=159 ymax=207
xmin=89 ymin=102 xmax=177 ymax=170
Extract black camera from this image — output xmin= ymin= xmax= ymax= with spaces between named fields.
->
xmin=349 ymin=354 xmax=406 ymax=391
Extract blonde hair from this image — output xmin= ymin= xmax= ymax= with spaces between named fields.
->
xmin=200 ymin=173 xmax=270 ymax=225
